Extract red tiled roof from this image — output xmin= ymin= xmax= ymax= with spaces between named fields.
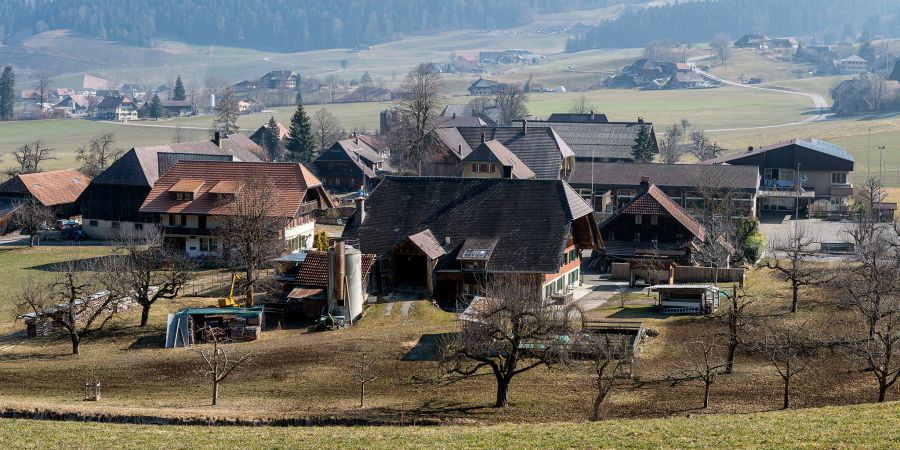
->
xmin=139 ymin=161 xmax=326 ymax=217
xmin=168 ymin=179 xmax=205 ymax=193
xmin=621 ymin=185 xmax=706 ymax=241
xmin=0 ymin=169 xmax=90 ymax=207
xmin=295 ymin=250 xmax=377 ymax=288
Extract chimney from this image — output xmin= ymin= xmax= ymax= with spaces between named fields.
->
xmin=354 ymin=196 xmax=366 ymax=225
xmin=747 ymin=146 xmax=754 ymax=152
xmin=452 ymin=112 xmax=457 ymax=119
xmin=354 ymin=136 xmax=359 ymax=145
xmin=590 ymin=109 xmax=594 ymax=120
xmin=639 ymin=176 xmax=650 ymax=194
xmin=331 ymin=239 xmax=346 ymax=306
xmin=637 ymin=117 xmax=644 ymax=124
xmin=213 ymin=131 xmax=222 ymax=147
xmin=522 ymin=119 xmax=528 ymax=135
xmin=480 ymin=132 xmax=486 ymax=144
xmin=458 ymin=144 xmax=462 ymax=155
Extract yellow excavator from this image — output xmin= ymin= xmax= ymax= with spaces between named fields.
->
xmin=218 ymin=273 xmax=240 ymax=307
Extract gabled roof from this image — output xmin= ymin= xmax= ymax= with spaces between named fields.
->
xmin=294 ymin=250 xmax=376 ymax=288
xmin=0 ymin=169 xmax=90 ymax=207
xmin=343 ymin=177 xmax=597 ymax=273
xmin=462 ymin=140 xmax=536 ymax=179
xmin=91 ymin=135 xmax=263 ymax=187
xmin=839 ymin=55 xmax=868 ymax=63
xmin=139 ymin=161 xmax=327 ymax=217
xmin=249 ymin=122 xmax=290 ymax=143
xmin=603 ymin=184 xmax=705 ymax=241
xmin=568 ymin=162 xmax=759 ymax=191
xmin=97 ymin=96 xmax=132 ymax=109
xmin=546 ymin=112 xmax=609 ymax=123
xmin=316 ymin=138 xmax=385 ymax=179
xmin=443 ymin=126 xmax=571 ymax=179
xmin=468 ymin=78 xmax=503 ymax=89
xmin=407 ymin=230 xmax=447 ymax=260
xmin=528 ymin=120 xmax=658 ymax=160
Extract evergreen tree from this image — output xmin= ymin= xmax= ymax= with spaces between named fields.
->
xmin=264 ymin=116 xmax=284 ymax=161
xmin=0 ymin=66 xmax=15 ymax=121
xmin=213 ymin=87 xmax=240 ymax=134
xmin=631 ymin=122 xmax=654 ymax=163
xmin=890 ymin=60 xmax=900 ymax=82
xmin=857 ymin=41 xmax=876 ymax=65
xmin=285 ymin=102 xmax=315 ymax=163
xmin=149 ymin=94 xmax=164 ymax=119
xmin=173 ymin=75 xmax=187 ymax=101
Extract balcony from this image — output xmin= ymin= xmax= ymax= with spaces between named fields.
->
xmin=298 ymin=201 xmax=319 ymax=215
xmin=162 ymin=226 xmax=213 ymax=236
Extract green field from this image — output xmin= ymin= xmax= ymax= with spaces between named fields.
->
xmin=1 ymin=402 xmax=898 ymax=449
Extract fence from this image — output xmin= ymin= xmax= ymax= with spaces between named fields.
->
xmin=610 ymin=262 xmax=631 ymax=280
xmin=182 ymin=272 xmax=233 ymax=297
xmin=672 ymin=265 xmax=745 ymax=285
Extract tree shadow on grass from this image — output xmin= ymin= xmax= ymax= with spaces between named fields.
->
xmin=127 ymin=333 xmax=167 ymax=350
xmin=401 ymin=333 xmax=455 ymax=361
xmin=27 ymin=254 xmax=123 ymax=272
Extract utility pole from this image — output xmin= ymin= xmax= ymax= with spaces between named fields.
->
xmin=590 ymin=146 xmax=595 ymax=212
xmin=878 ymin=145 xmax=885 ymax=202
xmin=795 ymin=162 xmax=801 ymax=229
xmin=866 ymin=128 xmax=871 ymax=179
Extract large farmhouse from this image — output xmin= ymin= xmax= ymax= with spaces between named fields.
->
xmin=342 ymin=176 xmax=602 ymax=309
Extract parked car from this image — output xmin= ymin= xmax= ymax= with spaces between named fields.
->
xmin=60 ymin=226 xmax=86 ymax=241
xmin=55 ymin=219 xmax=79 ymax=230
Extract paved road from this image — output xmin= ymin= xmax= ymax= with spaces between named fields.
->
xmin=687 ymin=55 xmax=831 ymax=132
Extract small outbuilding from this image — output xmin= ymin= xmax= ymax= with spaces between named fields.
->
xmin=649 ymin=284 xmax=720 ymax=314
xmin=165 ymin=306 xmax=265 ymax=348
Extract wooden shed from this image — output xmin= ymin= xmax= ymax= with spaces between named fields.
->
xmin=649 ymin=284 xmax=720 ymax=314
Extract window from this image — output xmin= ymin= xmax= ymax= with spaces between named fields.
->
xmin=88 ymin=220 xmax=98 ymax=227
xmin=634 ymin=215 xmax=643 ymax=225
xmin=650 ymin=215 xmax=658 ymax=225
xmin=608 ymin=231 xmax=615 ymax=241
xmin=488 ymin=164 xmax=496 ymax=173
xmin=832 ymin=172 xmax=848 ymax=184
xmin=111 ymin=221 xmax=120 ymax=229
xmin=134 ymin=223 xmax=143 ymax=230
xmin=634 ymin=232 xmax=641 ymax=242
xmin=173 ymin=192 xmax=194 ymax=201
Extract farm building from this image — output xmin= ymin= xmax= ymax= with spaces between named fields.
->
xmin=649 ymin=284 xmax=720 ymax=314
xmin=0 ymin=169 xmax=90 ymax=218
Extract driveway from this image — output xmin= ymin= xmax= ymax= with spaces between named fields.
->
xmin=759 ymin=215 xmax=854 ymax=247
xmin=573 ymin=272 xmax=631 ymax=312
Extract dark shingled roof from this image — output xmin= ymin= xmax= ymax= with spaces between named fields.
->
xmin=449 ymin=126 xmax=572 ymax=180
xmin=462 ymin=140 xmax=535 ymax=179
xmin=546 ymin=112 xmax=609 ymax=123
xmin=704 ymin=138 xmax=854 ymax=171
xmin=343 ymin=177 xmax=595 ymax=274
xmin=567 ymin=162 xmax=759 ymax=191
xmin=91 ymin=135 xmax=263 ymax=187
xmin=528 ymin=120 xmax=658 ymax=160
xmin=601 ymin=184 xmax=706 ymax=241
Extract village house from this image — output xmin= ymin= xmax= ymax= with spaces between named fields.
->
xmin=428 ymin=122 xmax=574 ymax=179
xmin=664 ymin=72 xmax=710 ymax=89
xmin=831 ymin=79 xmax=900 ymax=116
xmin=704 ymin=138 xmax=855 ymax=216
xmin=734 ymin=34 xmax=770 ymax=50
xmin=451 ymin=55 xmax=484 ymax=74
xmin=0 ymin=169 xmax=91 ymax=218
xmin=467 ymin=78 xmax=507 ymax=96
xmin=598 ymin=178 xmax=707 ymax=268
xmin=53 ymin=94 xmax=91 ymax=116
xmin=834 ymin=55 xmax=869 ymax=74
xmin=567 ymin=162 xmax=760 ymax=217
xmin=457 ymin=138 xmax=535 ymax=180
xmin=79 ymin=133 xmax=263 ymax=238
xmin=248 ymin=121 xmax=290 ymax=150
xmin=259 ymin=70 xmax=300 ymax=90
xmin=96 ymin=95 xmax=138 ymax=121
xmin=528 ymin=116 xmax=658 ymax=162
xmin=479 ymin=49 xmax=543 ymax=64
xmin=342 ymin=176 xmax=602 ymax=308
xmin=137 ymin=100 xmax=194 ymax=118
xmin=546 ymin=111 xmax=609 ymax=123
xmin=313 ymin=136 xmax=391 ymax=193
xmin=238 ymin=98 xmax=257 ymax=114
xmin=139 ymin=161 xmax=333 ymax=257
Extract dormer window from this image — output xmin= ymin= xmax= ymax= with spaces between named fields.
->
xmin=173 ymin=191 xmax=194 ymax=201
xmin=167 ymin=179 xmax=204 ymax=202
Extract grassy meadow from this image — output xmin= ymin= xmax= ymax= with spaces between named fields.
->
xmin=1 ymin=401 xmax=898 ymax=449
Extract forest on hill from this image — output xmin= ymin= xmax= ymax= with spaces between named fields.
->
xmin=566 ymin=0 xmax=900 ymax=52
xmin=0 ymin=0 xmax=623 ymax=52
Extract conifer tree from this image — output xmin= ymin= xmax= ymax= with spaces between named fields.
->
xmin=173 ymin=75 xmax=187 ymax=101
xmin=285 ymin=101 xmax=314 ymax=162
xmin=264 ymin=116 xmax=284 ymax=161
xmin=631 ymin=122 xmax=654 ymax=163
xmin=0 ymin=66 xmax=15 ymax=121
xmin=149 ymin=94 xmax=164 ymax=119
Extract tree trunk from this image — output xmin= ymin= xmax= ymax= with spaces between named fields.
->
xmin=878 ymin=382 xmax=887 ymax=403
xmin=29 ymin=233 xmax=36 ymax=247
xmin=70 ymin=333 xmax=81 ymax=355
xmin=494 ymin=378 xmax=510 ymax=407
xmin=783 ymin=378 xmax=790 ymax=409
xmin=725 ymin=341 xmax=737 ymax=374
xmin=359 ymin=382 xmax=365 ymax=408
xmin=212 ymin=380 xmax=219 ymax=406
xmin=592 ymin=391 xmax=606 ymax=421
xmin=703 ymin=381 xmax=710 ymax=409
xmin=790 ymin=283 xmax=799 ymax=313
xmin=139 ymin=304 xmax=151 ymax=327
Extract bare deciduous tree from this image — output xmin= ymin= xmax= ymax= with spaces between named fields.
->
xmin=172 ymin=125 xmax=187 ymax=143
xmin=672 ymin=340 xmax=727 ymax=409
xmin=441 ymin=274 xmax=580 ymax=407
xmin=569 ymin=94 xmax=596 ymax=114
xmin=643 ymin=40 xmax=679 ymax=63
xmin=34 ymin=73 xmax=52 ymax=118
xmin=388 ymin=63 xmax=444 ymax=174
xmin=493 ymin=85 xmax=529 ymax=126
xmin=711 ymin=34 xmax=733 ymax=68
xmin=110 ymin=229 xmax=193 ymax=326
xmin=658 ymin=124 xmax=684 ymax=164
xmin=716 ymin=284 xmax=754 ymax=374
xmin=844 ymin=310 xmax=900 ymax=402
xmin=76 ymin=133 xmax=122 ymax=177
xmin=352 ymin=349 xmax=378 ymax=408
xmin=688 ymin=130 xmax=725 ymax=161
xmin=754 ymin=321 xmax=818 ymax=409
xmin=15 ymin=259 xmax=127 ymax=354
xmin=765 ymin=225 xmax=831 ymax=313
xmin=213 ymin=86 xmax=240 ymax=134
xmin=6 ymin=140 xmax=55 ymax=177
xmin=215 ymin=175 xmax=285 ymax=306
xmin=311 ymin=108 xmax=345 ymax=155
xmin=12 ymin=198 xmax=54 ymax=247
xmin=196 ymin=326 xmax=252 ymax=406
xmin=579 ymin=332 xmax=632 ymax=420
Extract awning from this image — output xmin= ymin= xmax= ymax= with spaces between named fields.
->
xmin=287 ymin=287 xmax=325 ymax=299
